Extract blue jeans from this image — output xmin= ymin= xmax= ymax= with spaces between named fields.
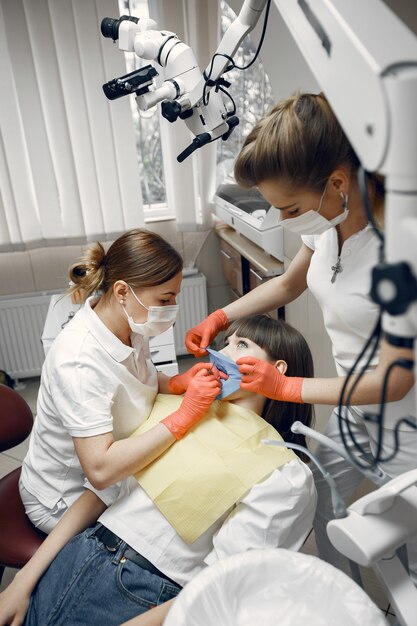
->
xmin=24 ymin=525 xmax=182 ymax=626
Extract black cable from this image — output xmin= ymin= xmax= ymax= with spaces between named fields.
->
xmin=337 ymin=314 xmax=383 ymax=469
xmin=203 ymin=52 xmax=235 ymax=106
xmin=342 ymin=319 xmax=382 ymax=458
xmin=233 ymin=0 xmax=272 ymax=70
xmin=369 ymin=358 xmax=415 ymax=465
xmin=202 ymin=0 xmax=272 ymax=113
xmin=338 ymin=318 xmax=416 ymax=471
xmin=218 ymin=85 xmax=236 ymax=115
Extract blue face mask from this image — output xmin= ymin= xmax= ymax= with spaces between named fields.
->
xmin=206 ymin=347 xmax=242 ymax=399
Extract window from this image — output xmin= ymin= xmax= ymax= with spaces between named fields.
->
xmin=117 ymin=0 xmax=274 ymax=217
xmin=216 ymin=0 xmax=275 ymax=186
xmin=118 ymin=0 xmax=168 ymax=218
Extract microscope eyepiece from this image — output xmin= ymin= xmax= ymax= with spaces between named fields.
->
xmin=100 ymin=15 xmax=139 ymax=41
xmin=102 ymin=65 xmax=158 ymax=101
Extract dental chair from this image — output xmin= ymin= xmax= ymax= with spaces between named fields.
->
xmin=0 ymin=384 xmax=45 ymax=584
xmin=163 ymin=549 xmax=388 ymax=626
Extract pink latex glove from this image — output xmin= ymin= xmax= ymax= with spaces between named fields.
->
xmin=161 ymin=369 xmax=221 ymax=439
xmin=237 ymin=356 xmax=304 ymax=403
xmin=185 ymin=309 xmax=229 ymax=357
xmin=168 ymin=362 xmax=217 ymax=394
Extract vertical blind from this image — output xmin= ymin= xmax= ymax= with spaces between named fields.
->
xmin=153 ymin=0 xmax=219 ymax=231
xmin=0 ymin=0 xmax=144 ymax=252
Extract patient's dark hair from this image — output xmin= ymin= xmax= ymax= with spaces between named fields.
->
xmin=225 ymin=315 xmax=314 ymax=462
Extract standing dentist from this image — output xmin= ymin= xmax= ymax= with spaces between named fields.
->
xmin=20 ymin=228 xmax=219 ymax=533
xmin=186 ymin=92 xmax=416 ymax=579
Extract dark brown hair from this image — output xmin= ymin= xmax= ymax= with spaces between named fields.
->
xmin=68 ymin=229 xmax=183 ymax=301
xmin=225 ymin=315 xmax=315 ymax=462
xmin=234 ymin=92 xmax=384 ymax=222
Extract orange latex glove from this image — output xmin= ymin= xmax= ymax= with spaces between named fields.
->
xmin=161 ymin=369 xmax=221 ymax=439
xmin=185 ymin=309 xmax=229 ymax=357
xmin=237 ymin=356 xmax=304 ymax=403
xmin=168 ymin=362 xmax=217 ymax=394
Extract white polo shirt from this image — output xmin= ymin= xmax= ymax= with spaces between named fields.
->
xmin=302 ymin=227 xmax=415 ymax=427
xmin=21 ymin=297 xmax=158 ymax=509
xmin=303 ymin=225 xmax=380 ymax=376
xmin=98 ymin=459 xmax=317 ymax=587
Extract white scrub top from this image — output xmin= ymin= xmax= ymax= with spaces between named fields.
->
xmin=21 ymin=297 xmax=158 ymax=509
xmin=302 ymin=226 xmax=415 ymax=426
xmin=98 ymin=459 xmax=316 ymax=588
xmin=303 ymin=225 xmax=380 ymax=376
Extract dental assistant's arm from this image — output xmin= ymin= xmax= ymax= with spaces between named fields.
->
xmin=74 ymin=424 xmax=175 ymax=491
xmin=74 ymin=369 xmax=221 ymax=490
xmin=186 ymin=244 xmax=312 ymax=357
xmin=301 ymin=338 xmax=414 ymax=405
xmin=223 ymin=243 xmax=311 ymax=321
xmin=0 ymin=490 xmax=106 ymax=626
xmin=239 ymin=339 xmax=414 ymax=405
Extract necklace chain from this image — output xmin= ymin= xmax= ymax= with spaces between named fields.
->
xmin=331 ymin=226 xmax=343 ymax=283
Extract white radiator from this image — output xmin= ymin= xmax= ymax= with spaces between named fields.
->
xmin=0 ymin=273 xmax=207 ymax=377
xmin=0 ymin=292 xmax=52 ymax=379
xmin=174 ymin=272 xmax=207 ymax=356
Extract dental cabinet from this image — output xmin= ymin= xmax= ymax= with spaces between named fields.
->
xmin=214 ymin=222 xmax=284 ymax=320
xmin=213 ymin=182 xmax=285 ymax=319
xmin=41 ymin=294 xmax=178 ymax=376
xmin=213 ymin=183 xmax=284 ymax=261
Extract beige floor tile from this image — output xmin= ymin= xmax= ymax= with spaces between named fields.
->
xmin=14 ymin=377 xmax=40 ymax=414
xmin=0 ymin=567 xmax=18 ymax=592
xmin=0 ymin=453 xmax=21 ymax=480
xmin=359 ymin=565 xmax=391 ymax=613
xmin=300 ymin=530 xmax=391 ymax=613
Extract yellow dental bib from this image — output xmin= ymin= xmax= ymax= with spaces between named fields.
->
xmin=132 ymin=394 xmax=297 ymax=544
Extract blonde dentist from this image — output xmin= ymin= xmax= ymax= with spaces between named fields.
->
xmin=20 ymin=229 xmax=218 ymax=533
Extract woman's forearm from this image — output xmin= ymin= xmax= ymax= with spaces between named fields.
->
xmin=0 ymin=490 xmax=106 ymax=626
xmin=75 ymin=423 xmax=176 ymax=491
xmin=301 ymin=341 xmax=414 ymax=406
xmin=223 ymin=274 xmax=305 ymax=323
xmin=14 ymin=490 xmax=106 ymax=592
xmin=222 ymin=244 xmax=311 ymax=323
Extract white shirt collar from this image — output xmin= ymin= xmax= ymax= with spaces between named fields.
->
xmin=81 ymin=296 xmax=135 ymax=363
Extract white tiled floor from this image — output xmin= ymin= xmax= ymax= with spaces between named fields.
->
xmin=0 ymin=366 xmax=396 ymax=621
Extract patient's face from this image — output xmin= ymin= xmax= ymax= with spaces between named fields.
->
xmin=220 ymin=332 xmax=270 ymax=363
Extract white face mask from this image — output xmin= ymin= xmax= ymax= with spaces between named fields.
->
xmin=279 ymin=186 xmax=349 ymax=236
xmin=123 ymin=285 xmax=179 ymax=337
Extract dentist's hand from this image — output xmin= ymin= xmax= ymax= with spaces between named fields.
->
xmin=185 ymin=310 xmax=229 ymax=357
xmin=168 ymin=362 xmax=224 ymax=394
xmin=168 ymin=363 xmax=210 ymax=394
xmin=162 ymin=369 xmax=221 ymax=439
xmin=237 ymin=357 xmax=304 ymax=403
xmin=0 ymin=576 xmax=31 ymax=626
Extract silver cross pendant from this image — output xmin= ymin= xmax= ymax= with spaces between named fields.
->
xmin=331 ymin=257 xmax=343 ymax=283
